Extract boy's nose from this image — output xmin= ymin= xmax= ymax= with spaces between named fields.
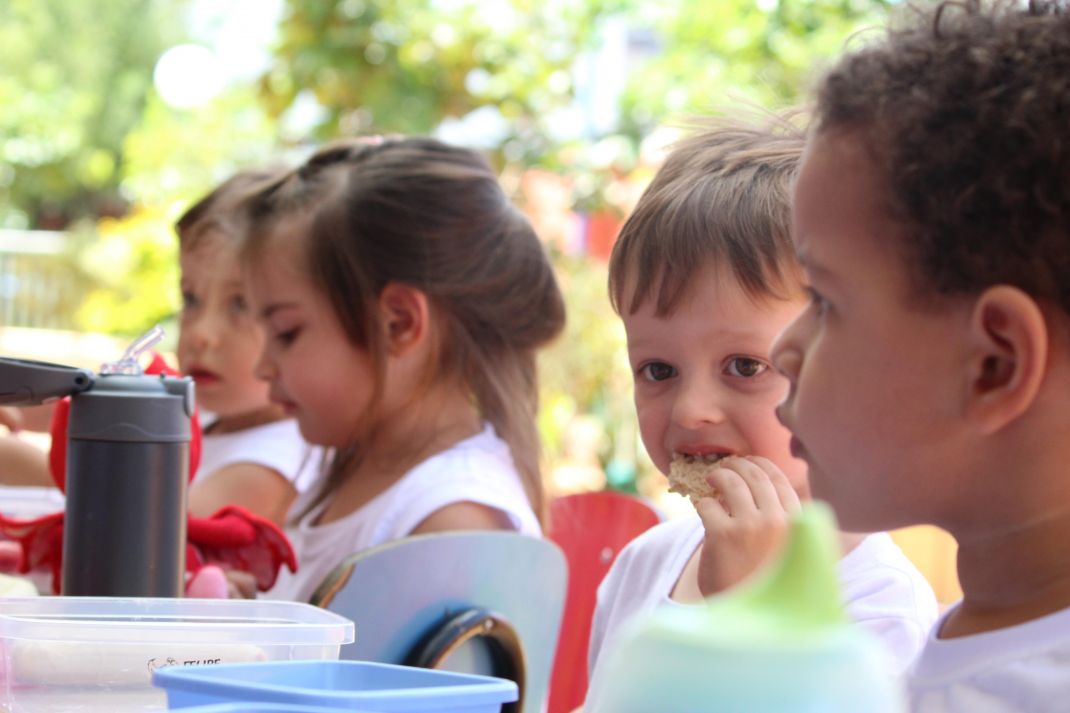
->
xmin=671 ymin=383 xmax=727 ymax=429
xmin=186 ymin=313 xmax=223 ymax=348
xmin=771 ymin=322 xmax=802 ymax=381
xmin=252 ymin=348 xmax=275 ymax=382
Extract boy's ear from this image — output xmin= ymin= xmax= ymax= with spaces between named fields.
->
xmin=378 ymin=282 xmax=430 ymax=356
xmin=964 ymin=285 xmax=1048 ymax=434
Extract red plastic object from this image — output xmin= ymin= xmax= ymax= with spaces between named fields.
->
xmin=546 ymin=491 xmax=661 ymax=713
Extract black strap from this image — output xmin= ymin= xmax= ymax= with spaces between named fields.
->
xmin=405 ymin=607 xmax=526 ymax=713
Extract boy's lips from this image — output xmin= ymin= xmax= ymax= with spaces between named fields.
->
xmin=269 ymin=392 xmax=297 ymax=414
xmin=674 ymin=445 xmax=732 ymax=459
xmin=188 ymin=369 xmax=221 ymax=385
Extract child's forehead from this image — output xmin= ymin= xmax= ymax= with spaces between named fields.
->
xmin=626 ymin=261 xmax=803 ymax=322
xmin=795 ymin=132 xmax=895 ymax=255
xmin=246 ymin=225 xmax=311 ymax=284
xmin=180 ymin=234 xmax=241 ymax=274
xmin=181 ymin=228 xmax=239 ymax=257
xmin=622 ymin=254 xmax=803 ymax=319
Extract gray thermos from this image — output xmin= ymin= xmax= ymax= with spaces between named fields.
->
xmin=62 ymin=372 xmax=193 ymax=596
xmin=0 ymin=326 xmax=194 ymax=597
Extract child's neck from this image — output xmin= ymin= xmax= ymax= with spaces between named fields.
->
xmin=318 ymin=385 xmax=482 ymax=526
xmin=944 ymin=503 xmax=1070 ymax=638
xmin=941 ymin=337 xmax=1070 ymax=638
xmin=205 ymin=404 xmax=286 ymax=435
xmin=942 ymin=420 xmax=1070 ymax=638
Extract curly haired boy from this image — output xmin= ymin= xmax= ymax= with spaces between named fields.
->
xmin=773 ymin=2 xmax=1070 ymax=710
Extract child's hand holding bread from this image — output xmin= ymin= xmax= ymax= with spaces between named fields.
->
xmin=686 ymin=455 xmax=800 ymax=596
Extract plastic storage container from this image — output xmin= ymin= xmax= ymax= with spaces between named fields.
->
xmin=153 ymin=660 xmax=518 ymax=712
xmin=0 ymin=597 xmax=355 ymax=713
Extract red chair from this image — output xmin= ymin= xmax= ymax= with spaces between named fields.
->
xmin=546 ymin=491 xmax=661 ymax=713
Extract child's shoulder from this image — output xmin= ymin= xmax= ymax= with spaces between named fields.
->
xmin=403 ymin=424 xmax=511 ymax=479
xmin=204 ymin=416 xmax=301 ymax=444
xmin=605 ymin=514 xmax=703 ymax=583
xmin=909 ymin=604 xmax=1070 ymax=711
xmin=626 ymin=514 xmax=703 ymax=552
xmin=199 ymin=417 xmax=321 ymax=491
xmin=839 ymin=533 xmax=938 ymax=600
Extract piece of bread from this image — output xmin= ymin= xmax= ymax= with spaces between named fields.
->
xmin=668 ymin=455 xmax=726 ymax=505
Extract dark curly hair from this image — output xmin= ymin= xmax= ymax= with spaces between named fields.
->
xmin=815 ymin=0 xmax=1070 ymax=314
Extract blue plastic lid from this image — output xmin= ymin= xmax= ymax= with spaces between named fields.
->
xmin=153 ymin=659 xmax=518 ymax=710
xmin=176 ymin=705 xmax=370 ymax=713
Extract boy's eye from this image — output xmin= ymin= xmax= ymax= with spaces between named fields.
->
xmin=805 ymin=286 xmax=829 ymax=316
xmin=181 ymin=291 xmax=197 ymax=310
xmin=724 ymin=357 xmax=768 ymax=379
xmin=274 ymin=327 xmax=300 ymax=346
xmin=229 ymin=294 xmax=248 ymax=314
xmin=638 ymin=362 xmax=677 ymax=382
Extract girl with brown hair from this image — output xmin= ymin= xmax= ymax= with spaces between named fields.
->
xmin=241 ymin=136 xmax=566 ymax=602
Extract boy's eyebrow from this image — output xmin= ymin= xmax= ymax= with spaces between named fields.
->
xmin=797 ymin=250 xmax=839 ymax=284
xmin=627 ymin=327 xmax=775 ymax=349
xmin=260 ymin=303 xmax=300 ymax=319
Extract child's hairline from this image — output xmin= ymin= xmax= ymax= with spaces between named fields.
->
xmin=611 ymin=250 xmax=806 ymax=320
xmin=608 ymin=118 xmax=808 ymax=318
xmin=177 ymin=222 xmax=244 ymax=258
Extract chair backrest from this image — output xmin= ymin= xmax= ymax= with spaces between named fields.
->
xmin=546 ymin=491 xmax=661 ymax=713
xmin=311 ymin=531 xmax=567 ymax=713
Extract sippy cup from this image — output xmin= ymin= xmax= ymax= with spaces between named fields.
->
xmin=590 ymin=502 xmax=907 ymax=713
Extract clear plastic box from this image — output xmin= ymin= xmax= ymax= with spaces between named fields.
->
xmin=0 ymin=597 xmax=355 ymax=713
xmin=153 ymin=660 xmax=518 ymax=712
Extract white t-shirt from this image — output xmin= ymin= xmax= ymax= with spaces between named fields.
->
xmin=265 ymin=424 xmax=541 ymax=603
xmin=908 ymin=603 xmax=1070 ymax=712
xmin=585 ymin=515 xmax=940 ymax=711
xmin=197 ymin=418 xmax=322 ymax=494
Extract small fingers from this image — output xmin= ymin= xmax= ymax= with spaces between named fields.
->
xmin=226 ymin=569 xmax=259 ymax=599
xmin=703 ymin=457 xmax=783 ymax=515
xmin=0 ymin=407 xmax=23 ymax=433
xmin=694 ymin=492 xmax=733 ymax=530
xmin=740 ymin=456 xmax=802 ymax=513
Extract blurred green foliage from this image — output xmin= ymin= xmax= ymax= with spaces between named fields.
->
xmin=2 ymin=0 xmax=892 ymax=488
xmin=262 ymin=0 xmax=627 ymax=143
xmin=0 ymin=0 xmax=183 ymax=229
xmin=262 ymin=0 xmax=890 ymax=171
xmin=620 ymin=0 xmax=892 ymax=126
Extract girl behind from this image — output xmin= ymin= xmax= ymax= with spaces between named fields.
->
xmin=243 ymin=137 xmax=566 ymax=603
xmin=176 ymin=169 xmax=323 ymax=525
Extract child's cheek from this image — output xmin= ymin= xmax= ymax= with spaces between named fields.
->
xmin=635 ymin=407 xmax=670 ymax=474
